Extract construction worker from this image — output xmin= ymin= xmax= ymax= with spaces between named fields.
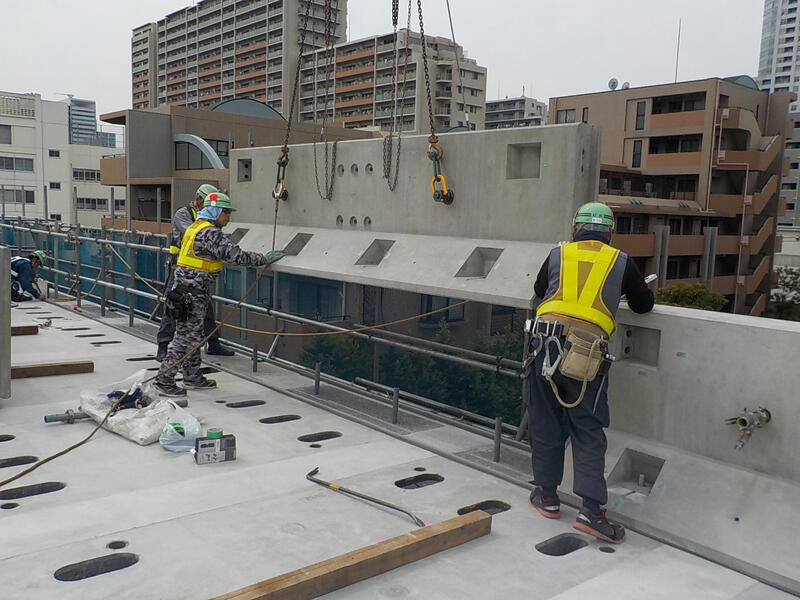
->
xmin=526 ymin=202 xmax=653 ymax=544
xmin=156 ymin=183 xmax=234 ymax=360
xmin=154 ymin=192 xmax=284 ymax=397
xmin=11 ymin=250 xmax=46 ymax=301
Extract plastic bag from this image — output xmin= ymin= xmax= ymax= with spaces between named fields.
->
xmin=159 ymin=404 xmax=202 ymax=452
xmin=80 ymin=369 xmax=186 ymax=446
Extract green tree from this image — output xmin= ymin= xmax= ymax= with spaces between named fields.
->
xmin=655 ymin=282 xmax=728 ymax=311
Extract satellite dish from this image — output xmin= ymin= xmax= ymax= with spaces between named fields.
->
xmin=608 ymin=78 xmax=618 ymax=91
xmin=621 ymin=81 xmax=630 ymax=90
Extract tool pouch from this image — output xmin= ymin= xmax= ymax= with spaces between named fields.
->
xmin=166 ymin=284 xmax=192 ymax=322
xmin=558 ymin=329 xmax=608 ymax=382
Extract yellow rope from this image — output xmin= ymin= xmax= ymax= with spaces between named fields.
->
xmin=215 ymin=300 xmax=469 ymax=337
xmin=107 ymin=244 xmax=165 ymax=297
xmin=50 ymin=270 xmax=103 ymax=302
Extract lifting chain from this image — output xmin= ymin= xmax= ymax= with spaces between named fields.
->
xmin=417 ymin=0 xmax=454 ymax=205
xmin=382 ymin=0 xmax=412 ymax=192
xmin=313 ymin=0 xmax=338 ymax=201
xmin=271 ymin=0 xmax=313 ymax=204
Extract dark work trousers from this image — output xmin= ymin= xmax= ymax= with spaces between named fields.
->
xmin=528 ymin=341 xmax=611 ymax=506
xmin=157 ymin=294 xmax=209 ymax=386
xmin=157 ymin=264 xmax=219 ymax=345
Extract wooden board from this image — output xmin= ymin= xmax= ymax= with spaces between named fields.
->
xmin=11 ymin=325 xmax=39 ymax=336
xmin=213 ymin=510 xmax=492 ymax=600
xmin=10 ymin=360 xmax=94 ymax=379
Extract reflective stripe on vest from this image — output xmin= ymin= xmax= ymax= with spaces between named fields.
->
xmin=176 ymin=220 xmax=223 ymax=273
xmin=170 ymin=206 xmax=198 ymax=254
xmin=536 ymin=241 xmax=622 ymax=336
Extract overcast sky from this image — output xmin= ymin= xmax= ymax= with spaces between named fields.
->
xmin=1 ymin=0 xmax=765 ymax=120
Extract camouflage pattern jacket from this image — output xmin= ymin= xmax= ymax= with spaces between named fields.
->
xmin=175 ymin=220 xmax=267 ymax=290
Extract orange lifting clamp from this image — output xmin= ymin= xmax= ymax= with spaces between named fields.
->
xmin=427 ymin=135 xmax=454 ymax=205
xmin=272 ymin=145 xmax=290 ymax=201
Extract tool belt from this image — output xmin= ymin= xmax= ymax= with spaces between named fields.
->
xmin=525 ymin=314 xmax=614 ymax=410
xmin=165 ymin=284 xmax=206 ymax=322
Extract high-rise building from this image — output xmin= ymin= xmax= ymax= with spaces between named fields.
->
xmin=61 ymin=96 xmax=116 ymax=148
xmin=0 ymin=91 xmax=125 ymax=227
xmin=550 ymin=77 xmax=793 ymax=316
xmin=298 ymin=29 xmax=486 ymax=132
xmin=131 ymin=0 xmax=347 ymax=117
xmin=485 ymin=96 xmax=547 ymax=129
xmin=757 ymin=0 xmax=800 ymax=228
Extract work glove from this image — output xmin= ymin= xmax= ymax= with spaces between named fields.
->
xmin=263 ymin=250 xmax=286 ymax=266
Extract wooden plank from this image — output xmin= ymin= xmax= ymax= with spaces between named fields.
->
xmin=11 ymin=325 xmax=39 ymax=336
xmin=212 ymin=511 xmax=491 ymax=600
xmin=10 ymin=361 xmax=94 ymax=379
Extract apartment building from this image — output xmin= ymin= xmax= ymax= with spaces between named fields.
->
xmin=485 ymin=96 xmax=547 ymax=129
xmin=132 ymin=0 xmax=347 ymax=117
xmin=550 ymin=76 xmax=793 ymax=316
xmin=298 ymin=29 xmax=486 ymax=132
xmin=0 ymin=92 xmax=125 ymax=228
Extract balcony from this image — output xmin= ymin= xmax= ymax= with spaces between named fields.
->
xmin=646 ymin=152 xmax=702 ymax=169
xmin=709 ymin=174 xmax=778 ymax=216
xmin=334 ymin=96 xmax=373 ymax=109
xmin=100 ymin=155 xmax=126 ymax=186
xmin=235 ymin=68 xmax=266 ymax=83
xmin=335 ymin=80 xmax=374 ymax=94
xmin=666 ymin=234 xmax=705 ymax=256
xmin=335 ymin=48 xmax=374 ymax=64
xmin=740 ymin=216 xmax=775 ymax=256
xmin=716 ymin=136 xmax=780 ymax=173
xmin=198 ymin=54 xmax=221 ymax=66
xmin=610 ymin=233 xmax=655 ymax=257
xmin=335 ymin=65 xmax=374 ymax=79
xmin=649 ymin=109 xmax=706 ymax=130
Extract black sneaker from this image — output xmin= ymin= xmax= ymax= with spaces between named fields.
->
xmin=182 ymin=378 xmax=217 ymax=390
xmin=206 ymin=343 xmax=234 ymax=356
xmin=154 ymin=382 xmax=187 ymax=397
xmin=529 ymin=487 xmax=560 ymax=519
xmin=573 ymin=507 xmax=625 ymax=543
xmin=156 ymin=342 xmax=169 ymax=362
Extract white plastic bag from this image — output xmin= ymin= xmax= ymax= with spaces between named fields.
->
xmin=159 ymin=404 xmax=202 ymax=452
xmin=79 ymin=369 xmax=189 ymax=446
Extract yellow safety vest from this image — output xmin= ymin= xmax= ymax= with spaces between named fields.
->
xmin=169 ymin=206 xmax=198 ymax=254
xmin=536 ymin=241 xmax=622 ymax=336
xmin=176 ymin=220 xmax=223 ymax=273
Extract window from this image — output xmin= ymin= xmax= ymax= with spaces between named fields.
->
xmin=582 ymin=107 xmax=589 ymax=123
xmin=616 ymin=216 xmax=632 ymax=234
xmin=175 ymin=141 xmax=215 ymax=170
xmin=632 ymin=140 xmax=642 ymax=168
xmin=49 ymin=182 xmax=61 ymax=190
xmin=1 ymin=156 xmax=33 ymax=171
xmin=76 ymin=197 xmax=109 ymax=210
xmin=0 ymin=124 xmax=10 ymax=144
xmin=783 ymin=182 xmax=798 ymax=190
xmin=680 ymin=137 xmax=700 ymax=152
xmin=420 ymin=295 xmax=465 ymax=324
xmin=205 ymin=138 xmax=229 ymax=167
xmin=72 ymin=168 xmax=100 ymax=181
xmin=787 ymin=202 xmax=797 ymax=210
xmin=635 ymin=101 xmax=646 ymax=130
xmin=0 ymin=188 xmax=34 ymax=204
xmin=556 ymin=109 xmax=576 ymax=124
xmin=48 ymin=149 xmax=60 ymax=158
xmin=114 ymin=198 xmax=126 ymax=211
xmin=490 ymin=305 xmax=516 ymax=335
xmin=49 ymin=213 xmax=62 ymax=221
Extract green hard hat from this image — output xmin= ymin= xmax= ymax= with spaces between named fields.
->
xmin=203 ymin=191 xmax=236 ymax=211
xmin=573 ymin=202 xmax=614 ymax=229
xmin=32 ymin=250 xmax=47 ymax=263
xmin=195 ymin=183 xmax=219 ymax=201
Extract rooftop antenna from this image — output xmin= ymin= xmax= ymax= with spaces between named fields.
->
xmin=674 ymin=17 xmax=682 ymax=83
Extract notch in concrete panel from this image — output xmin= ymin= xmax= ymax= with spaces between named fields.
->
xmin=506 ymin=142 xmax=541 ymax=179
xmin=228 ymin=228 xmax=250 ymax=245
xmin=283 ymin=232 xmax=313 ymax=256
xmin=607 ymin=448 xmax=665 ymax=499
xmin=614 ymin=324 xmax=661 ymax=366
xmin=237 ymin=158 xmax=252 ymax=182
xmin=455 ymin=247 xmax=504 ymax=278
xmin=356 ymin=239 xmax=395 ymax=266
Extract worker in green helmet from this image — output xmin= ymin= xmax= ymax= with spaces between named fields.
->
xmin=11 ymin=250 xmax=47 ymax=301
xmin=157 ymin=183 xmax=233 ymax=360
xmin=155 ymin=191 xmax=285 ymax=397
xmin=526 ymin=202 xmax=654 ymax=544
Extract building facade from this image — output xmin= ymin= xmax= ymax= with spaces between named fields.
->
xmin=298 ymin=29 xmax=486 ymax=132
xmin=550 ymin=77 xmax=793 ymax=316
xmin=132 ymin=0 xmax=347 ymax=117
xmin=485 ymin=96 xmax=547 ymax=129
xmin=0 ymin=91 xmax=125 ymax=228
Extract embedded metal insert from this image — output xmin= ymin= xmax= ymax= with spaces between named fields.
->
xmin=356 ymin=239 xmax=395 ymax=266
xmin=455 ymin=247 xmax=504 ymax=278
xmin=284 ymin=232 xmax=313 ymax=256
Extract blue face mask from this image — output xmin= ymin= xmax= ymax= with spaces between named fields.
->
xmin=196 ymin=205 xmax=223 ymax=221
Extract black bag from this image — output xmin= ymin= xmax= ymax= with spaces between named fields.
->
xmin=166 ymin=284 xmax=192 ymax=322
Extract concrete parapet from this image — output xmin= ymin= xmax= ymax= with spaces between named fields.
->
xmin=0 ymin=245 xmax=9 ymax=398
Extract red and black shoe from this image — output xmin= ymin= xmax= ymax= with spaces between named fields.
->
xmin=573 ymin=507 xmax=625 ymax=543
xmin=529 ymin=487 xmax=560 ymax=519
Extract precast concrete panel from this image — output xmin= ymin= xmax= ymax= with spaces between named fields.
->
xmin=0 ymin=246 xmax=8 ymax=398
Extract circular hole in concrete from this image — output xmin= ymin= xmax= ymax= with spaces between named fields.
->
xmin=107 ymin=540 xmax=128 ymax=550
xmin=309 ymin=443 xmax=322 ymax=448
xmin=1 ymin=502 xmax=19 ymax=510
xmin=0 ymin=435 xmax=16 ymax=443
xmin=336 ymin=215 xmax=344 ymax=226
xmin=260 ymin=415 xmax=302 ymax=424
xmin=363 ymin=216 xmax=372 ymax=227
xmin=624 ymin=346 xmax=631 ymax=354
xmin=457 ymin=500 xmax=511 ymax=516
xmin=395 ymin=473 xmax=444 ymax=490
xmin=598 ymin=546 xmax=615 ymax=554
xmin=350 ymin=164 xmax=359 ymax=176
xmin=297 ymin=431 xmax=342 ymax=443
xmin=365 ymin=163 xmax=373 ymax=174
xmin=349 ymin=216 xmax=358 ymax=227
xmin=336 ymin=164 xmax=345 ymax=176
xmin=413 ymin=466 xmax=426 ymax=472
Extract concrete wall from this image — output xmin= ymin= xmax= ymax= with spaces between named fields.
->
xmin=229 ymin=124 xmax=601 ymax=243
xmin=611 ymin=304 xmax=800 ymax=482
xmin=0 ymin=246 xmax=9 ymax=399
xmin=127 ymin=111 xmax=171 ymax=179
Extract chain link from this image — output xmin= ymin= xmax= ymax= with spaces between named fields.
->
xmin=382 ymin=0 xmax=412 ymax=191
xmin=283 ymin=0 xmax=312 ymax=148
xmin=417 ymin=0 xmax=435 ymax=137
xmin=314 ymin=0 xmax=337 ymax=201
